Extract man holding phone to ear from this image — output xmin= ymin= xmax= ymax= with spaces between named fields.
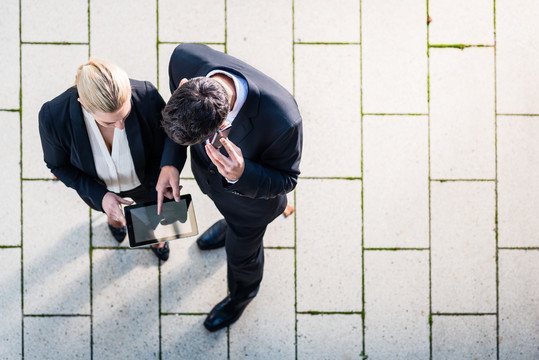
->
xmin=156 ymin=43 xmax=303 ymax=332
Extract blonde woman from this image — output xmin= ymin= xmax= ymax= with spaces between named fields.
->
xmin=39 ymin=59 xmax=170 ymax=261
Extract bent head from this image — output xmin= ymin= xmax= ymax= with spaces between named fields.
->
xmin=161 ymin=77 xmax=229 ymax=146
xmin=76 ymin=59 xmax=131 ymax=129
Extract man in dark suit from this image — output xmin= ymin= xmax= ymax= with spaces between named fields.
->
xmin=156 ymin=43 xmax=303 ymax=331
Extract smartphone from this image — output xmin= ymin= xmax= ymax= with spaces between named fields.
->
xmin=210 ymin=124 xmax=232 ymax=149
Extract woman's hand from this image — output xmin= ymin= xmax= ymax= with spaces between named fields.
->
xmin=101 ymin=192 xmax=133 ymax=226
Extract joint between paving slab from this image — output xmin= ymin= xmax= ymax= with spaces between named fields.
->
xmin=24 ymin=314 xmax=91 ymax=317
xmin=493 ymin=1 xmax=500 ymax=358
xmin=359 ymin=0 xmax=366 ymax=353
xmin=299 ymin=177 xmax=362 ymax=180
xmin=0 ymin=108 xmax=20 ymax=112
xmin=21 ymin=41 xmax=89 ymax=45
xmin=88 ymin=207 xmax=93 ymax=360
xmin=156 ymin=0 xmax=160 ymax=94
xmin=21 ymin=178 xmax=57 ymax=181
xmin=497 ymin=113 xmax=539 ymax=117
xmin=431 ymin=179 xmax=496 ymax=182
xmin=498 ymin=247 xmax=539 ymax=251
xmin=364 ymin=247 xmax=430 ymax=251
xmin=161 ymin=312 xmax=209 ymax=316
xmin=363 ymin=113 xmax=428 ymax=116
xmin=432 ymin=312 xmax=497 ymax=316
xmin=157 ymin=41 xmax=226 ymax=46
xmin=91 ymin=246 xmax=149 ymax=250
xmin=297 ymin=311 xmax=363 ymax=315
xmin=426 ymin=1 xmax=434 ymax=357
xmin=294 ymin=41 xmax=361 ymax=45
xmin=19 ymin=0 xmax=25 ymax=356
xmin=429 ymin=44 xmax=494 ymax=49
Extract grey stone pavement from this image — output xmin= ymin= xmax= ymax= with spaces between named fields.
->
xmin=1 ymin=0 xmax=538 ymax=359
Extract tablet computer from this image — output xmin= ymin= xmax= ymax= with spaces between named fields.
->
xmin=125 ymin=194 xmax=198 ymax=248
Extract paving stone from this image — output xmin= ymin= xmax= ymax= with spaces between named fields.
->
xmin=161 ymin=315 xmax=227 ymax=360
xmin=227 ymin=0 xmax=293 ymax=93
xmin=297 ymin=179 xmax=362 ymax=312
xmin=159 ymin=178 xmax=227 ymax=313
xmin=428 ymin=0 xmax=494 ymax=45
xmin=24 ymin=316 xmax=90 ymax=360
xmin=21 ymin=0 xmax=87 ymax=43
xmin=230 ymin=249 xmax=295 ymax=359
xmin=364 ymin=250 xmax=430 ymax=359
xmin=158 ymin=43 xmax=225 ymax=103
xmin=363 ymin=115 xmax=429 ymax=248
xmin=21 ymin=44 xmax=88 ymax=179
xmin=295 ymin=44 xmax=361 ymax=177
xmin=0 ymin=112 xmax=20 ymax=246
xmin=498 ymin=116 xmax=539 ymax=247
xmin=362 ymin=0 xmax=428 ymax=114
xmin=23 ymin=181 xmax=90 ymax=314
xmin=0 ymin=0 xmax=20 ymax=109
xmin=92 ymin=249 xmax=159 ymax=359
xmin=91 ymin=209 xmax=128 ymax=248
xmin=297 ymin=314 xmax=363 ymax=360
xmin=0 ymin=248 xmax=22 ymax=359
xmin=158 ymin=43 xmax=178 ymax=103
xmin=178 ymin=179 xmax=224 ymax=230
xmin=160 ymin=235 xmax=227 ymax=314
xmin=430 ymin=48 xmax=495 ymax=179
xmin=158 ymin=0 xmax=224 ymax=43
xmin=499 ymin=250 xmax=539 ymax=359
xmin=431 ymin=181 xmax=496 ymax=313
xmin=90 ymin=0 xmax=157 ymax=85
xmin=496 ymin=0 xmax=539 ymax=114
xmin=432 ymin=315 xmax=496 ymax=359
xmin=294 ymin=0 xmax=360 ymax=43
xmin=264 ymin=191 xmax=295 ymax=248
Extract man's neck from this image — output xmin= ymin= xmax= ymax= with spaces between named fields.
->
xmin=210 ymin=73 xmax=237 ymax=110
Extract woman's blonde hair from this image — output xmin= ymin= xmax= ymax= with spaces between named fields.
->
xmin=75 ymin=59 xmax=131 ymax=113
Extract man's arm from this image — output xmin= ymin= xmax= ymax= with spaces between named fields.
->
xmin=156 ymin=136 xmax=188 ymax=214
xmin=206 ymin=119 xmax=302 ymax=199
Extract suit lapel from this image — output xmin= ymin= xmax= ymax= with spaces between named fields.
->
xmin=125 ymin=98 xmax=145 ymax=180
xmin=225 ymin=70 xmax=260 ymax=149
xmin=69 ymin=90 xmax=98 ymax=179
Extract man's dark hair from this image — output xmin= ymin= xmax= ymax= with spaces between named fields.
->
xmin=161 ymin=77 xmax=230 ymax=145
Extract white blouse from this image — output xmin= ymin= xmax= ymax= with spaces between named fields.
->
xmin=81 ymin=106 xmax=141 ymax=193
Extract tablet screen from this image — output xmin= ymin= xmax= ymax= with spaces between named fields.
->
xmin=125 ymin=195 xmax=198 ymax=248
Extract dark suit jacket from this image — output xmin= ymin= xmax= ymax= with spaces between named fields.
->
xmin=161 ymin=43 xmax=303 ymax=226
xmin=39 ymin=79 xmax=166 ymax=212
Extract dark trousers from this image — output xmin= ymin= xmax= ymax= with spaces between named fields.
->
xmin=225 ymin=220 xmax=267 ymax=301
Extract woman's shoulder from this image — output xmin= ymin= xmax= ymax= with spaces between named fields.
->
xmin=129 ymin=79 xmax=165 ymax=111
xmin=39 ymin=86 xmax=78 ymax=123
xmin=130 ymin=79 xmax=158 ymax=97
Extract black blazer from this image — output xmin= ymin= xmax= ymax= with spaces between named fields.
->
xmin=39 ymin=79 xmax=166 ymax=212
xmin=161 ymin=43 xmax=303 ymax=226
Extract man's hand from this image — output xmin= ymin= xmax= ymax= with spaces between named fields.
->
xmin=102 ymin=192 xmax=133 ymax=226
xmin=156 ymin=165 xmax=182 ymax=215
xmin=205 ymin=137 xmax=245 ymax=182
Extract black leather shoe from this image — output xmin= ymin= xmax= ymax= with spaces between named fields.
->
xmin=108 ymin=224 xmax=126 ymax=243
xmin=203 ymin=295 xmax=253 ymax=332
xmin=151 ymin=242 xmax=170 ymax=261
xmin=197 ymin=219 xmax=227 ymax=250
